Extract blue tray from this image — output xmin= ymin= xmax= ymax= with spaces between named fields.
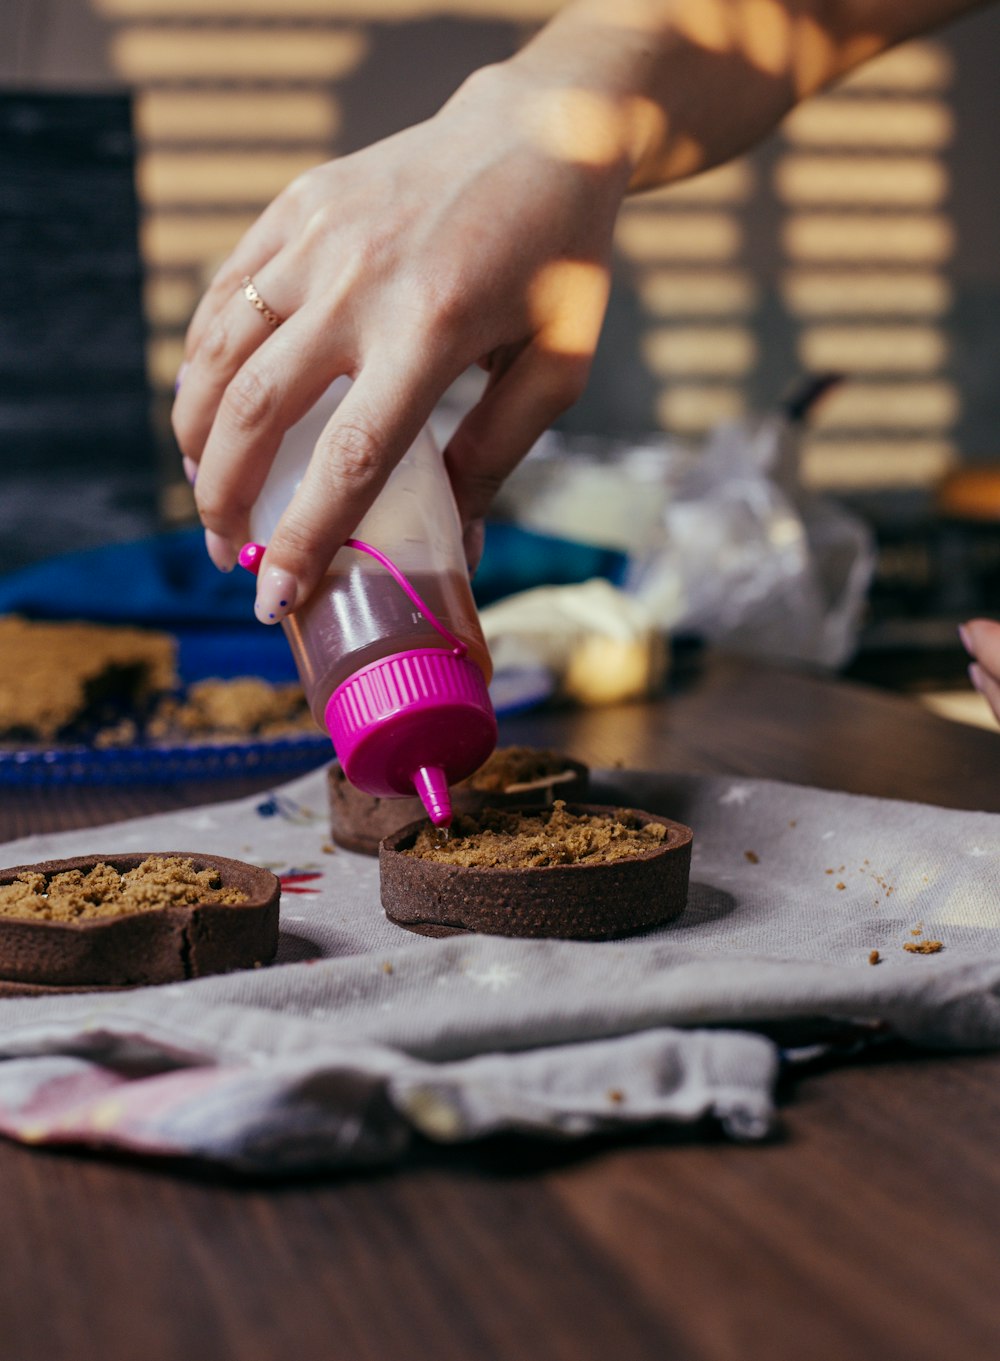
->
xmin=0 ymin=528 xmax=560 ymax=785
xmin=0 ymin=733 xmax=332 ymax=787
xmin=0 ymin=667 xmax=555 ymax=786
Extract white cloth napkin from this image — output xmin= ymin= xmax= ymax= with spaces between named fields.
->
xmin=0 ymin=766 xmax=997 ymax=1173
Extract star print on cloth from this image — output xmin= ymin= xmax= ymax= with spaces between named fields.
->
xmin=464 ymin=964 xmax=522 ymax=993
xmin=719 ymin=784 xmax=754 ymax=807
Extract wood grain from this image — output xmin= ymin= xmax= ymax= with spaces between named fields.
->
xmin=1 ymin=654 xmax=999 ymax=1361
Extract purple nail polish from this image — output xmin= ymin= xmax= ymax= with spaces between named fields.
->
xmin=182 ymin=456 xmax=198 ymax=487
xmin=205 ymin=529 xmax=237 ymax=573
xmin=969 ymin=662 xmax=985 ymax=694
xmin=174 ymin=361 xmax=189 ymax=394
xmin=958 ymin=623 xmax=975 ymax=658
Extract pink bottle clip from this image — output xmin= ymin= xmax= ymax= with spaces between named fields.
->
xmin=237 ymin=542 xmax=265 ymax=575
xmin=239 ymin=538 xmax=496 ymax=826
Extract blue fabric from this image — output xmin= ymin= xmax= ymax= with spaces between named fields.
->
xmin=0 ymin=529 xmax=293 ymax=682
xmin=0 ymin=528 xmax=253 ymax=626
xmin=0 ymin=524 xmax=627 ymax=682
xmin=472 ymin=522 xmax=628 ymax=605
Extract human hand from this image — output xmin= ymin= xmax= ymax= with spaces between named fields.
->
xmin=172 ymin=60 xmax=629 ymax=622
xmin=960 ymin=619 xmax=1000 ymax=726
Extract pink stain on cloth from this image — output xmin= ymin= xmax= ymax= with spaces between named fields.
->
xmin=0 ymin=1057 xmax=240 ymax=1159
xmin=278 ymin=871 xmax=323 ymax=895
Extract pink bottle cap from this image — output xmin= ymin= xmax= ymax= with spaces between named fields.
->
xmin=324 ymin=649 xmax=497 ymax=827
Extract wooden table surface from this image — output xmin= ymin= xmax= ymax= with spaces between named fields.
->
xmin=2 ymin=655 xmax=999 ymax=1361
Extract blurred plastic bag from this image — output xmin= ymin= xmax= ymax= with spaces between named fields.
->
xmin=627 ymin=410 xmax=875 ymax=668
xmin=493 ymin=433 xmax=693 ymax=554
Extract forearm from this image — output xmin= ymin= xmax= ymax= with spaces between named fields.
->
xmin=508 ymin=0 xmax=988 ymax=192
xmin=176 ymin=0 xmax=990 ymax=604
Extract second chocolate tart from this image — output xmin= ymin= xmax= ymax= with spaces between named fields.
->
xmin=379 ymin=802 xmax=693 ymax=939
xmin=328 ymin=745 xmax=589 ymax=855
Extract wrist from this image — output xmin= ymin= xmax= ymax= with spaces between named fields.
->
xmin=506 ymin=2 xmax=670 ymax=190
xmin=450 ymin=56 xmax=637 ymax=201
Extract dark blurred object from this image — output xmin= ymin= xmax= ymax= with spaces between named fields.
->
xmin=0 ymin=91 xmax=156 ymax=573
xmin=842 ymin=483 xmax=1000 ymax=692
xmin=783 ymin=372 xmax=843 ymax=424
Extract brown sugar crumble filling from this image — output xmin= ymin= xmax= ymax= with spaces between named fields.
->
xmin=0 ymin=856 xmax=247 ymax=923
xmin=404 ymin=801 xmax=667 ymax=869
xmin=0 ymin=616 xmax=176 ymax=743
xmin=0 ymin=617 xmax=321 ymax=748
xmin=146 ymin=678 xmax=319 ymax=745
xmin=461 ymin=746 xmax=579 ymax=793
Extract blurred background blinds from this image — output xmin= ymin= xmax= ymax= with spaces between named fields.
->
xmin=4 ymin=0 xmax=999 ymax=520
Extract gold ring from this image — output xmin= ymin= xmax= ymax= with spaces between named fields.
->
xmin=240 ymin=275 xmax=283 ymax=329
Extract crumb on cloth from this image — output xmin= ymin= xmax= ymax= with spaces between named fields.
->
xmin=903 ymin=939 xmax=944 ymax=955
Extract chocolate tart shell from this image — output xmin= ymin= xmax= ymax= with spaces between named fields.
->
xmin=379 ymin=802 xmax=692 ymax=939
xmin=328 ymin=755 xmax=590 ymax=856
xmin=0 ymin=852 xmax=280 ymax=994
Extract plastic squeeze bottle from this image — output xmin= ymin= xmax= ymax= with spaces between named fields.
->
xmin=243 ymin=377 xmax=497 ymax=827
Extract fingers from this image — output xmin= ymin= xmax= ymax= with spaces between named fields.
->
xmin=251 ymin=358 xmax=454 ymax=624
xmin=173 ymin=261 xmax=298 ymax=474
xmin=444 ymin=342 xmax=590 ymax=530
xmin=960 ymin=619 xmax=1000 ymax=725
xmin=462 ymin=517 xmax=486 ymax=575
xmin=189 ymin=306 xmax=351 ymax=571
xmin=961 ymin=618 xmax=1000 ymax=675
xmin=183 ymin=194 xmax=293 ymax=362
xmin=970 ymin=665 xmax=1000 ymax=725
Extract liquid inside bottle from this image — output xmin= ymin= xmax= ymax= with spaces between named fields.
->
xmin=284 ymin=561 xmax=492 ymax=725
xmin=248 ymin=378 xmax=497 ymax=818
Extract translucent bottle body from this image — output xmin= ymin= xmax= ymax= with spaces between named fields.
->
xmin=247 ymin=378 xmax=492 ymax=726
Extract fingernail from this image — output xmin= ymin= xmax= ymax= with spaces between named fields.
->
xmin=174 ymin=361 xmax=189 ymax=394
xmin=958 ymin=623 xmax=975 ymax=657
xmin=969 ymin=662 xmax=985 ymax=694
xmin=182 ymin=457 xmax=198 ymax=486
xmin=463 ymin=518 xmax=486 ymax=576
xmin=238 ymin=542 xmax=266 ymax=576
xmin=205 ymin=529 xmax=237 ymax=573
xmin=255 ymin=567 xmax=297 ymax=624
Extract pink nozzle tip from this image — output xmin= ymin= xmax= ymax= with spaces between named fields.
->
xmin=412 ymin=766 xmax=453 ymax=827
xmin=238 ymin=542 xmax=266 ymax=576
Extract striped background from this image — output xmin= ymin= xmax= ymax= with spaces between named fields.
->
xmin=5 ymin=0 xmax=1000 ymax=530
